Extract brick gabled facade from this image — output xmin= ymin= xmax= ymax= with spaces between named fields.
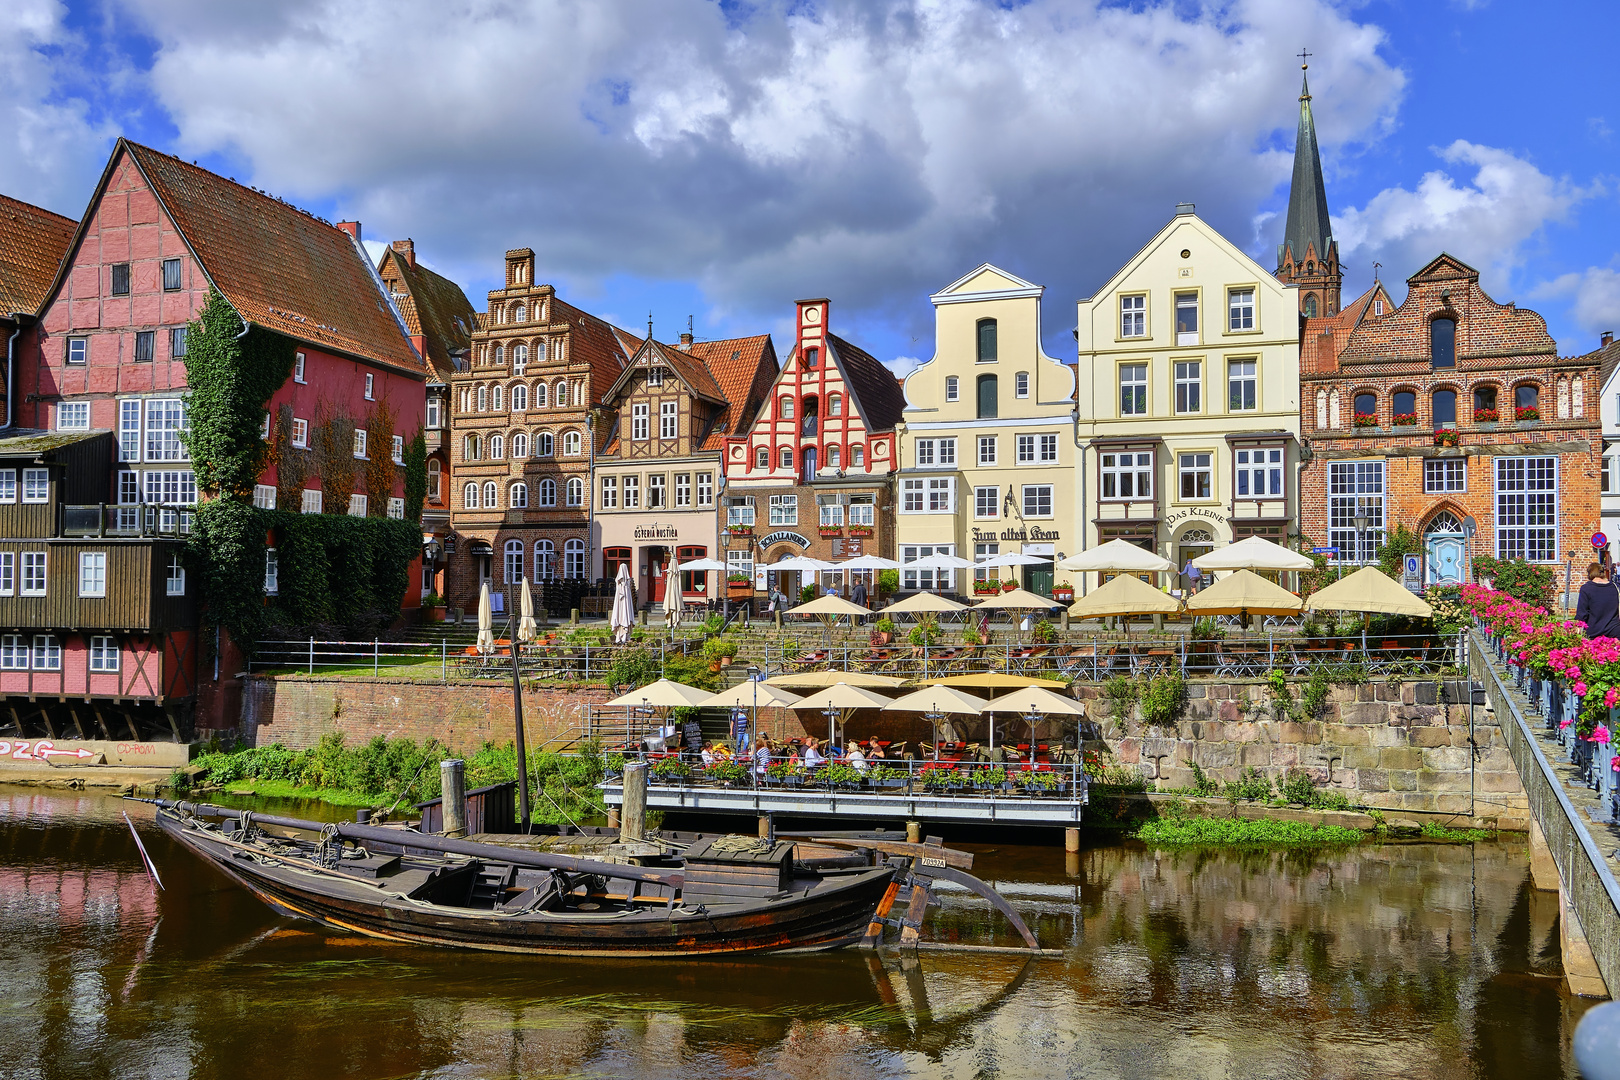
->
xmin=1300 ymin=254 xmax=1601 ymax=591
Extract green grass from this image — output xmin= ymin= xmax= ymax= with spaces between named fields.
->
xmin=1418 ymin=821 xmax=1494 ymax=843
xmin=219 ymin=778 xmax=383 ymax=807
xmin=1134 ymin=814 xmax=1366 ymax=847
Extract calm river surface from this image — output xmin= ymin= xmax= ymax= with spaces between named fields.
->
xmin=0 ymin=787 xmax=1591 ymax=1080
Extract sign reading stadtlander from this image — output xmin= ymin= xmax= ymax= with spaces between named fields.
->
xmin=632 ymin=524 xmax=680 ymax=541
xmin=971 ymin=526 xmax=1060 ymax=543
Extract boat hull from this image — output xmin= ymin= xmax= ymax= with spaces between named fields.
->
xmin=157 ymin=813 xmax=897 ymax=958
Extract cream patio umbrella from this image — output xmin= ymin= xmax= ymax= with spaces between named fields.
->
xmin=787 ymin=593 xmax=871 ymax=648
xmin=674 ymin=557 xmax=728 ymax=612
xmin=924 ymin=672 xmax=1067 ymax=689
xmin=1066 ymin=572 xmax=1181 ymax=629
xmin=1192 ymin=535 xmax=1315 ymax=572
xmin=979 ymin=684 xmax=1085 ymax=753
xmin=476 ymin=581 xmax=496 ymax=655
xmin=766 ymin=670 xmax=907 ymax=689
xmin=883 ymin=684 xmax=989 ymax=759
xmin=1304 ymin=565 xmax=1434 ymax=618
xmin=1184 ymin=569 xmax=1303 ymax=620
xmin=517 ymin=578 xmax=538 ymax=643
xmin=882 ymin=592 xmax=969 ymax=616
xmin=791 ymin=682 xmax=895 ymax=751
xmin=699 ymin=679 xmax=804 ymax=758
xmin=609 ymin=563 xmax=635 ymax=645
xmin=603 ymin=678 xmax=714 ymax=709
xmin=1056 ymin=539 xmax=1174 ymax=574
xmin=974 ymin=588 xmax=1060 ymax=643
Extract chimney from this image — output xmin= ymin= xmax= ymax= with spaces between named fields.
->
xmin=392 ymin=239 xmax=416 ymax=267
xmin=1604 ymin=331 xmax=1614 ymax=348
xmin=678 ymin=332 xmax=693 ymax=351
xmin=1175 ymin=202 xmax=1196 ymax=216
xmin=335 ymin=221 xmax=362 ymax=241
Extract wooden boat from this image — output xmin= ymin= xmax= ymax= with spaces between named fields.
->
xmin=142 ymin=799 xmax=928 ymax=957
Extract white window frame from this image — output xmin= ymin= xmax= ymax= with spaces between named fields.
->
xmin=726 ymin=496 xmax=755 ymax=527
xmin=143 ymin=398 xmax=188 ymax=462
xmin=364 ymin=373 xmax=375 ymax=400
xmin=601 ymin=476 xmax=618 ymax=509
xmin=504 ymin=539 xmax=525 ymax=585
xmin=89 ymin=636 xmax=120 ymax=673
xmin=0 ymin=471 xmax=13 ymax=504
xmin=57 ymin=402 xmax=89 ymax=430
xmin=675 ymin=473 xmax=691 ymax=508
xmin=1228 ymin=288 xmax=1255 ymax=331
xmin=292 ymin=418 xmax=308 ymax=448
xmin=119 ymin=400 xmax=140 ymax=461
xmin=78 ymin=551 xmax=106 ymax=598
xmin=302 ymin=489 xmax=323 ymax=514
xmin=1234 ymin=447 xmax=1284 ymax=500
xmin=0 ymin=635 xmax=23 ymax=669
xmin=1178 ymin=452 xmax=1213 ymax=501
xmin=349 ymin=493 xmax=368 ymax=516
xmin=0 ymin=552 xmax=13 ymax=595
xmin=264 ymin=548 xmax=279 ymax=595
xmin=901 ymin=479 xmax=923 ymax=513
xmin=1015 ymin=372 xmax=1029 ymax=398
xmin=927 ymin=476 xmax=956 ymax=513
xmin=632 ymin=402 xmax=649 ymax=441
xmin=1174 ymin=360 xmax=1201 ymax=414
xmin=566 ymin=477 xmax=583 ymax=508
xmin=974 ymin=485 xmax=999 ymax=519
xmin=1424 ymin=458 xmax=1467 ymax=494
xmin=945 ymin=376 xmax=959 ymax=402
xmin=392 ymin=435 xmax=404 ymax=464
xmin=660 ymin=401 xmax=677 ymax=439
xmin=294 ymin=352 xmax=306 ymax=383
xmin=167 ymin=552 xmax=186 ymax=596
xmin=621 ymin=476 xmax=638 ymax=509
xmin=353 ymin=429 xmax=368 ymax=459
xmin=914 ymin=438 xmax=956 ymax=468
xmin=1328 ymin=460 xmax=1386 ymax=564
xmin=1101 ymin=451 xmax=1153 ymax=501
xmin=32 ymin=635 xmax=60 ymax=671
xmin=648 ymin=474 xmax=666 ymax=509
xmin=849 ymin=494 xmax=875 ymax=527
xmin=21 ymin=551 xmax=46 ymax=596
xmin=1228 ymin=359 xmax=1257 ymax=412
xmin=1120 ymin=364 xmax=1147 ymax=416
xmin=1120 ymin=294 xmax=1146 ymax=338
xmin=901 ymin=544 xmax=956 ymax=592
xmin=769 ymin=494 xmax=798 ymax=526
xmin=563 ymin=538 xmax=587 ymax=579
xmin=509 ymin=482 xmax=528 ymax=509
xmin=696 ymin=472 xmax=714 ymax=507
xmin=977 ymin=436 xmax=996 ymax=466
xmin=1021 ymin=484 xmax=1053 ymax=518
xmin=426 ymin=397 xmax=442 ymax=429
xmin=22 ymin=469 xmax=48 ymax=504
xmin=387 ymin=497 xmax=404 ymax=519
xmin=252 ymin=484 xmax=277 ymax=510
xmin=1496 ymin=456 xmax=1558 ymax=562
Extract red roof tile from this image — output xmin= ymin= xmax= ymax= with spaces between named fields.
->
xmin=685 ymin=334 xmax=779 ymax=450
xmin=120 ymin=140 xmax=425 ymax=376
xmin=0 ymin=193 xmax=75 ymax=318
xmin=378 ymin=244 xmax=476 ymax=380
xmin=545 ymin=294 xmax=639 ymax=402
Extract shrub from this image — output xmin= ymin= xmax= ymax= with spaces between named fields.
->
xmin=608 ymin=648 xmax=661 ymax=689
xmin=1186 ymin=760 xmax=1221 ymax=797
xmin=1140 ymin=672 xmax=1186 ymax=726
xmin=1297 ymin=670 xmax=1332 ymax=721
xmin=1031 ymin=618 xmax=1057 ymax=644
xmin=1105 ymin=675 xmax=1139 ymax=720
xmin=651 ymin=757 xmax=692 ymax=781
xmin=1472 ymin=556 xmax=1555 ymax=608
xmin=700 ymin=636 xmax=738 ymax=662
xmin=960 ymin=627 xmax=981 ymax=646
xmin=908 ymin=625 xmax=942 ymax=647
xmin=877 ymin=569 xmax=899 ymax=596
xmin=799 ymin=584 xmax=817 ymax=604
xmin=1278 ymin=767 xmax=1318 ymax=805
xmin=1224 ymin=767 xmax=1272 ymax=803
xmin=874 ymin=617 xmax=897 ymax=635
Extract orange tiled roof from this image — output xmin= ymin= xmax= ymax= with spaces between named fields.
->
xmin=686 ymin=334 xmax=778 ymax=450
xmin=0 ymin=193 xmax=75 ymax=318
xmin=378 ymin=244 xmax=475 ymax=379
xmin=120 ymin=140 xmax=425 ymax=376
xmin=1300 ymin=284 xmax=1389 ymax=375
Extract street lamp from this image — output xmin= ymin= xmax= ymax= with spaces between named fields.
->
xmin=1352 ymin=503 xmax=1371 ymax=569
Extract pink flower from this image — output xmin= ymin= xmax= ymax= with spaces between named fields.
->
xmin=1561 ymin=719 xmax=1574 ymax=728
xmin=1596 ymin=725 xmax=1612 ymax=745
xmin=1606 ymin=689 xmax=1619 ymax=709
xmin=1575 ymin=682 xmax=1590 ymax=696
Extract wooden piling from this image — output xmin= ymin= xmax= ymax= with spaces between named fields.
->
xmin=906 ymin=820 xmax=920 ymax=844
xmin=440 ymin=759 xmax=467 ymax=838
xmin=1065 ymin=827 xmax=1080 ymax=852
xmin=621 ymin=761 xmax=648 ymax=843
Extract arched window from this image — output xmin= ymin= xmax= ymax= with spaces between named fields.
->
xmin=477 ymin=385 xmax=488 ymax=412
xmin=563 ymin=431 xmax=581 ymax=455
xmin=803 ymin=347 xmax=819 ymax=368
xmin=755 ymin=446 xmax=769 ymax=469
xmin=463 ymin=482 xmax=479 ymax=509
xmin=780 ymin=396 xmax=794 ymax=419
xmin=513 ymin=303 xmax=526 ymax=323
xmin=1303 ymin=294 xmax=1318 ymax=318
xmin=851 ymin=444 xmax=864 ymax=467
xmin=427 ymin=458 xmax=441 ymax=502
xmin=564 ymin=538 xmax=586 ymax=579
xmin=539 ymin=479 xmax=557 ymax=506
xmin=554 ymin=381 xmax=569 ymax=407
xmin=1392 ymin=390 xmax=1416 ymax=420
xmin=1328 ymin=389 xmax=1341 ymax=429
xmin=534 ymin=381 xmax=547 ymax=408
xmin=494 ymin=345 xmax=504 ymax=365
xmin=1315 ymin=389 xmax=1327 ymax=429
xmin=779 ymin=446 xmax=792 ymax=470
xmin=464 ymin=434 xmax=480 ymax=460
xmin=1431 ymin=317 xmax=1456 ymax=369
xmin=1432 ymin=389 xmax=1457 ymax=428
xmin=509 ymin=482 xmax=528 ymax=509
xmin=511 ymin=432 xmax=528 ymax=458
xmin=976 ymin=319 xmax=997 ymax=362
xmin=511 ymin=383 xmax=527 ymax=411
xmin=458 ymin=387 xmax=470 ymax=413
xmin=1516 ymin=383 xmax=1540 ymax=420
xmin=512 ymin=344 xmax=527 ymax=371
xmin=504 ymin=539 xmax=524 ymax=584
xmin=482 ymin=481 xmax=497 ymax=508
xmin=1557 ymin=376 xmax=1571 ymax=420
xmin=945 ymin=376 xmax=959 ymax=402
xmin=535 ymin=340 xmax=547 ymax=362
xmin=566 ymin=477 xmax=584 ymax=507
xmin=828 ymin=444 xmax=841 ymax=468
xmin=1474 ymin=385 xmax=1498 ymax=420
xmin=977 ymin=374 xmax=997 ymax=419
xmin=828 ymin=393 xmax=842 ymax=416
xmin=1426 ymin=511 xmax=1463 ymax=534
xmin=535 ymin=540 xmax=556 ymax=580
xmin=492 ymin=384 xmax=503 ymax=412
xmin=536 ymin=431 xmax=554 ymax=456
xmin=1354 ymin=392 xmax=1377 ymax=423
xmin=801 ymin=446 xmax=817 ymax=480
xmin=489 ymin=435 xmax=504 ymax=459
xmin=1575 ymin=374 xmax=1587 ymax=418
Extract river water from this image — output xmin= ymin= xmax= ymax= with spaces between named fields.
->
xmin=0 ymin=787 xmax=1590 ymax=1080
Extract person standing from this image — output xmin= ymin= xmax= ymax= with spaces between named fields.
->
xmin=1182 ymin=558 xmax=1202 ymax=596
xmin=1577 ymin=562 xmax=1620 ymax=640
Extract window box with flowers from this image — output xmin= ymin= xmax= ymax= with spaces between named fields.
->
xmin=1352 ymin=412 xmax=1378 ymax=429
xmin=725 ymin=524 xmax=754 ymax=537
xmin=1051 ymin=584 xmax=1075 ymax=602
xmin=1473 ymin=407 xmax=1499 ymax=424
xmin=1391 ymin=413 xmax=1418 ymax=427
xmin=973 ymin=580 xmax=1000 ymax=596
xmin=1000 ymin=579 xmax=1020 ymax=593
xmin=847 ymin=525 xmax=874 ymax=538
xmin=1433 ymin=429 xmax=1459 ymax=447
xmin=1516 ymin=406 xmax=1540 ymax=423
xmin=818 ymin=526 xmax=844 ymax=539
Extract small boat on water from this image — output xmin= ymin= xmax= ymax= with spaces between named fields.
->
xmin=135 ymin=798 xmax=1036 ymax=958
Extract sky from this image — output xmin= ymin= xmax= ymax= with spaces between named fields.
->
xmin=3 ymin=0 xmax=1617 ymax=373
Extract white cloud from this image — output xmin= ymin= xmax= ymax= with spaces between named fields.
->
xmin=1534 ymin=267 xmax=1620 ymax=347
xmin=1334 ymin=141 xmax=1597 ymax=295
xmin=0 ymin=0 xmax=117 ymax=215
xmin=108 ymin=0 xmax=1404 ymax=343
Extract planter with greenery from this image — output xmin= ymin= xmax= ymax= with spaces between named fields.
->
xmin=1019 ymin=770 xmax=1062 ymax=794
xmin=706 ymin=761 xmax=750 ymax=786
xmin=1031 ymin=618 xmax=1057 ymax=644
xmin=1352 ymin=412 xmax=1377 ymax=429
xmin=868 ymin=765 xmax=909 ymax=788
xmin=766 ymin=761 xmax=804 ymax=785
xmin=1473 ymin=407 xmax=1498 ymax=424
xmin=799 ymin=584 xmax=817 ymax=604
xmin=877 ymin=569 xmax=899 ymax=599
xmin=1516 ymin=405 xmax=1540 ymax=422
xmin=822 ymin=763 xmax=863 ymax=789
xmin=871 ymin=616 xmax=897 ymax=645
xmin=1432 ymin=429 xmax=1459 ymax=447
xmin=1392 ymin=412 xmax=1418 ymax=426
xmin=1051 ymin=583 xmax=1074 ymax=602
xmin=651 ymin=757 xmax=693 ymax=784
xmin=423 ymin=593 xmax=447 ymax=622
xmin=1000 ymin=579 xmax=1019 ymax=593
xmin=973 ymin=580 xmax=1000 ymax=596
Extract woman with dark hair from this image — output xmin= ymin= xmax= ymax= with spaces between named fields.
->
xmin=1576 ymin=561 xmax=1620 ymax=640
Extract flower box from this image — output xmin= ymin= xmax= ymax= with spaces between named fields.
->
xmin=818 ymin=528 xmax=843 ymax=538
xmin=1516 ymin=406 xmax=1540 ymax=422
xmin=424 ymin=605 xmax=448 ymax=623
xmin=1473 ymin=407 xmax=1499 ymax=423
xmin=1001 ymin=583 xmax=1018 ymax=593
xmin=973 ymin=583 xmax=1000 ymax=595
xmin=1392 ymin=413 xmax=1417 ymax=426
xmin=1352 ymin=413 xmax=1377 ymax=429
xmin=726 ymin=525 xmax=755 ymax=537
xmin=1432 ymin=429 xmax=1459 ymax=447
xmin=848 ymin=526 xmax=874 ymax=538
xmin=1051 ymin=587 xmax=1074 ymax=602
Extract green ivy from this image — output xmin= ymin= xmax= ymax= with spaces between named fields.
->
xmin=403 ymin=430 xmax=427 ymax=524
xmin=180 ymin=289 xmax=296 ymax=498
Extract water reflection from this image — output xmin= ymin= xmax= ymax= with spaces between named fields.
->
xmin=0 ymin=788 xmax=1590 ymax=1079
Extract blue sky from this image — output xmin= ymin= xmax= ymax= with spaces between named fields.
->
xmin=3 ymin=0 xmax=1616 ymax=370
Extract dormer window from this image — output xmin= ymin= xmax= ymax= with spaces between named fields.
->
xmin=648 ymin=367 xmax=663 ymax=387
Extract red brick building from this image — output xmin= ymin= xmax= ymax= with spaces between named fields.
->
xmin=1299 ymin=254 xmax=1602 ymax=589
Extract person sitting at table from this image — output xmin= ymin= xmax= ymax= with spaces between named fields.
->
xmin=802 ymin=737 xmax=826 ymax=769
xmin=700 ymin=742 xmax=717 ymax=767
xmin=846 ymin=744 xmax=868 ymax=773
xmin=865 ymin=737 xmax=886 ymax=760
xmin=754 ymin=735 xmax=774 ymax=776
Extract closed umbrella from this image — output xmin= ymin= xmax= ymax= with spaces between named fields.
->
xmin=476 ymin=581 xmax=495 ymax=655
xmin=517 ymin=578 xmax=538 ymax=643
xmin=1185 ymin=569 xmax=1303 ymax=619
xmin=609 ymin=563 xmax=635 ymax=645
xmin=660 ymin=556 xmax=682 ymax=631
xmin=1192 ymin=535 xmax=1314 ymax=572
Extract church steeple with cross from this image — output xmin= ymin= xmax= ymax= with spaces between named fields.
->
xmin=1276 ymin=51 xmax=1341 ymax=318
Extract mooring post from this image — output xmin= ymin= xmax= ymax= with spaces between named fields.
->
xmin=758 ymin=813 xmax=771 ymax=839
xmin=1065 ymin=827 xmax=1080 ymax=853
xmin=621 ymin=761 xmax=648 ymax=844
xmin=906 ymin=820 xmax=920 ymax=844
xmin=440 ymin=759 xmax=467 ymax=838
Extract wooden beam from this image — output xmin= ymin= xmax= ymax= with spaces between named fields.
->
xmin=7 ymin=703 xmax=23 ymax=737
xmin=109 ymin=703 xmax=138 ymax=742
xmin=36 ymin=703 xmax=56 ymax=740
xmin=66 ymin=705 xmax=86 ymax=741
xmin=164 ymin=708 xmax=182 ymax=743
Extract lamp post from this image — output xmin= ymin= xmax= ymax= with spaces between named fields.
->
xmin=1566 ymin=548 xmax=1578 ymax=613
xmin=1352 ymin=504 xmax=1371 ymax=574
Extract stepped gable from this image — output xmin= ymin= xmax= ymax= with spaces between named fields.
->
xmin=0 ymin=194 xmax=75 ymax=317
xmin=1336 ymin=254 xmax=1556 ymax=369
xmin=1300 ymin=284 xmax=1392 ymax=375
xmin=115 ymin=140 xmax=423 ymax=375
xmin=378 ymin=242 xmax=475 ymax=377
xmin=826 ymin=333 xmax=905 ymax=430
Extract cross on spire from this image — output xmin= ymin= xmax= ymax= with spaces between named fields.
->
xmin=1298 ymin=47 xmax=1312 ymax=69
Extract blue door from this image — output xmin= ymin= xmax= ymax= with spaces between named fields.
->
xmin=1426 ymin=534 xmax=1465 ymax=584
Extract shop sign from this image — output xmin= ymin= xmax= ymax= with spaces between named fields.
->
xmin=632 ymin=524 xmax=680 ymax=540
xmin=1165 ymin=507 xmax=1227 ymax=526
xmin=759 ymin=530 xmax=809 ymax=549
xmin=971 ymin=526 xmax=1060 ymax=543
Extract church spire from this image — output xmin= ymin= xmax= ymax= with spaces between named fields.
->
xmin=1276 ymin=54 xmax=1341 ymax=317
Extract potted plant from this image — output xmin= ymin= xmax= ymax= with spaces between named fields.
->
xmin=976 ymin=765 xmax=1008 ymax=791
xmin=960 ymin=627 xmax=982 ymax=648
xmin=877 ymin=569 xmax=899 ymax=600
xmin=848 ymin=525 xmax=873 ymax=538
xmin=818 ymin=526 xmax=843 ymax=538
xmin=1051 ymin=582 xmax=1075 ymax=602
xmin=1516 ymin=405 xmax=1540 ymax=423
xmin=651 ymin=756 xmax=693 ymax=785
xmin=1353 ymin=412 xmax=1377 ymax=429
xmin=1020 ymin=770 xmax=1062 ymax=796
xmin=767 ymin=761 xmax=804 ymax=786
xmin=422 ymin=592 xmax=447 ymax=622
xmin=708 ymin=761 xmax=749 ymax=787
xmin=908 ymin=624 xmax=941 ymax=648
xmin=869 ymin=765 xmax=908 ymax=790
xmin=1000 ymin=578 xmax=1019 ymax=593
xmin=1473 ymin=407 xmax=1498 ymax=424
xmin=973 ymin=579 xmax=1000 ymax=596
xmin=1433 ymin=428 xmax=1459 ymax=447
xmin=726 ymin=573 xmax=753 ymax=599
xmin=702 ymin=636 xmax=738 ymax=671
xmin=871 ymin=617 xmax=897 ymax=645
xmin=923 ymin=765 xmax=962 ymax=791
xmin=1031 ymin=618 xmax=1058 ymax=645
xmin=726 ymin=523 xmax=754 ymax=537
xmin=823 ymin=763 xmax=863 ymax=789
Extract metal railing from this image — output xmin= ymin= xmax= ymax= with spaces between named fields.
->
xmin=61 ymin=503 xmax=194 ymax=538
xmin=249 ymin=636 xmax=704 ymax=680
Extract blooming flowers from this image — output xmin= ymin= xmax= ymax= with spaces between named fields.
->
xmin=1463 ymin=583 xmax=1617 ymax=738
